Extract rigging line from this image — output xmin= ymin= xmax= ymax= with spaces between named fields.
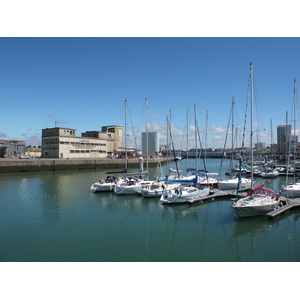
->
xmin=168 ymin=115 xmax=180 ymax=178
xmin=196 ymin=117 xmax=208 ymax=181
xmin=127 ymin=101 xmax=138 ymax=149
xmin=218 ymin=100 xmax=233 ymax=179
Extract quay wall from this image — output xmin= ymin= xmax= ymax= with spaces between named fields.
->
xmin=0 ymin=158 xmax=169 ymax=173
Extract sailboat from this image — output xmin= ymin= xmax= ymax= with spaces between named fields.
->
xmin=114 ymin=100 xmax=151 ymax=195
xmin=160 ymin=105 xmax=210 ymax=204
xmin=282 ymin=78 xmax=300 ymax=197
xmin=260 ymin=167 xmax=279 ymax=178
xmin=232 ymin=62 xmax=281 ymax=217
xmin=218 ymin=97 xmax=252 ymax=190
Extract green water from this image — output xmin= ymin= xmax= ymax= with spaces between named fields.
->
xmin=1 ymin=158 xmax=300 ymax=262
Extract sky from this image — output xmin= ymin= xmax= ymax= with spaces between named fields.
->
xmin=1 ymin=37 xmax=300 ymax=149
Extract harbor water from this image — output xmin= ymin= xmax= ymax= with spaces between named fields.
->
xmin=1 ymin=158 xmax=300 ymax=262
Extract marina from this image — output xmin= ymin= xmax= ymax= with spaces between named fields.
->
xmin=1 ymin=158 xmax=300 ymax=262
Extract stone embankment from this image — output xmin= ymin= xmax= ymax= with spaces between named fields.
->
xmin=0 ymin=157 xmax=169 ymax=173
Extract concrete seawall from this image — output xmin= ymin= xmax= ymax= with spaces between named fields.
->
xmin=0 ymin=158 xmax=170 ymax=173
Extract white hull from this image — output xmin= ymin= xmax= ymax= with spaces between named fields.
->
xmin=232 ymin=184 xmax=280 ymax=217
xmin=141 ymin=183 xmax=180 ymax=198
xmin=218 ymin=178 xmax=252 ymax=190
xmin=282 ymin=183 xmax=300 ymax=198
xmin=232 ymin=204 xmax=278 ymax=217
xmin=198 ymin=177 xmax=218 ymax=186
xmin=260 ymin=171 xmax=279 ymax=178
xmin=114 ymin=179 xmax=152 ymax=195
xmin=160 ymin=186 xmax=210 ymax=204
xmin=91 ymin=182 xmax=115 ymax=192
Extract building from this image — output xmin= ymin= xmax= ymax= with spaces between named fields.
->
xmin=277 ymin=125 xmax=291 ymax=154
xmin=41 ymin=125 xmax=123 ymax=158
xmin=142 ymin=132 xmax=159 ymax=158
xmin=27 ymin=148 xmax=42 ymax=158
xmin=0 ymin=139 xmax=26 ymax=158
xmin=255 ymin=142 xmax=265 ymax=151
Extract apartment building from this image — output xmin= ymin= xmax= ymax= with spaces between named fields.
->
xmin=41 ymin=125 xmax=123 ymax=158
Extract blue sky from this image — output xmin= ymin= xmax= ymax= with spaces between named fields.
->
xmin=1 ymin=37 xmax=300 ymax=149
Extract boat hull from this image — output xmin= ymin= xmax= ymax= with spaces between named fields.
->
xmin=218 ymin=178 xmax=252 ymax=190
xmin=160 ymin=186 xmax=210 ymax=204
xmin=114 ymin=184 xmax=142 ymax=195
xmin=282 ymin=184 xmax=300 ymax=198
xmin=90 ymin=182 xmax=115 ymax=192
xmin=232 ymin=204 xmax=278 ymax=217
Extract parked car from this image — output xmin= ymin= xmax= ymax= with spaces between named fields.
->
xmin=19 ymin=155 xmax=30 ymax=159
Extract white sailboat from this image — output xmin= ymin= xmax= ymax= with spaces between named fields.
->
xmin=218 ymin=177 xmax=252 ymax=190
xmin=218 ymin=97 xmax=252 ymax=191
xmin=260 ymin=168 xmax=279 ymax=178
xmin=160 ymin=184 xmax=210 ymax=204
xmin=282 ymin=79 xmax=300 ymax=198
xmin=141 ymin=181 xmax=180 ymax=198
xmin=114 ymin=100 xmax=150 ymax=195
xmin=160 ymin=105 xmax=210 ymax=204
xmin=232 ymin=184 xmax=281 ymax=217
xmin=232 ymin=62 xmax=281 ymax=217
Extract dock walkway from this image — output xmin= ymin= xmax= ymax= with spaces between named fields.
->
xmin=267 ymin=197 xmax=300 ymax=219
xmin=188 ymin=188 xmax=248 ymax=203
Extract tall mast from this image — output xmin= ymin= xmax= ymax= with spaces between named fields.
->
xmin=250 ymin=62 xmax=254 ymax=189
xmin=231 ymin=97 xmax=235 ymax=163
xmin=205 ymin=110 xmax=208 ymax=161
xmin=145 ymin=97 xmax=149 ymax=178
xmin=125 ymin=99 xmax=128 ymax=172
xmin=186 ymin=108 xmax=189 ymax=171
xmin=270 ymin=119 xmax=273 ymax=161
xmin=194 ymin=104 xmax=198 ymax=172
xmin=293 ymin=78 xmax=297 ymax=158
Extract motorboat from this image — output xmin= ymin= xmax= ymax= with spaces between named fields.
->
xmin=90 ymin=176 xmax=119 ymax=192
xmin=232 ymin=184 xmax=281 ymax=217
xmin=160 ymin=185 xmax=210 ymax=204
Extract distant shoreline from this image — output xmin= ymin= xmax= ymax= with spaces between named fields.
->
xmin=0 ymin=157 xmax=170 ymax=173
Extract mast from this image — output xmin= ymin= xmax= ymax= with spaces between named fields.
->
xmin=232 ymin=98 xmax=234 ymax=162
xmin=194 ymin=105 xmax=198 ymax=172
xmin=293 ymin=78 xmax=297 ymax=160
xmin=145 ymin=97 xmax=149 ymax=178
xmin=186 ymin=108 xmax=189 ymax=171
xmin=125 ymin=99 xmax=128 ymax=173
xmin=292 ymin=78 xmax=297 ymax=183
xmin=250 ymin=62 xmax=254 ymax=189
xmin=205 ymin=110 xmax=208 ymax=161
xmin=270 ymin=119 xmax=273 ymax=161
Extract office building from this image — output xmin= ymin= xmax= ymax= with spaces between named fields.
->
xmin=42 ymin=125 xmax=123 ymax=158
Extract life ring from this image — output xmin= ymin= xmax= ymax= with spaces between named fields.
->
xmin=99 ymin=180 xmax=104 ymax=184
